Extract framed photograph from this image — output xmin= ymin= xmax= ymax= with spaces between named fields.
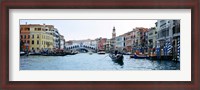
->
xmin=1 ymin=0 xmax=199 ymax=90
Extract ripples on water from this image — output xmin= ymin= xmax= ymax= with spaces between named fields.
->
xmin=20 ymin=53 xmax=180 ymax=70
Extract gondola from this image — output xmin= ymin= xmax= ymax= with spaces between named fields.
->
xmin=29 ymin=52 xmax=41 ymax=55
xmin=109 ymin=53 xmax=124 ymax=66
xmin=20 ymin=51 xmax=26 ymax=56
xmin=130 ymin=54 xmax=149 ymax=59
xmin=109 ymin=53 xmax=124 ymax=61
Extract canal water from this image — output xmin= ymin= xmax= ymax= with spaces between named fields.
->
xmin=20 ymin=53 xmax=180 ymax=70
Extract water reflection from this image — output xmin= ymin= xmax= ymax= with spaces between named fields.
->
xmin=20 ymin=53 xmax=180 ymax=70
xmin=112 ymin=59 xmax=124 ymax=66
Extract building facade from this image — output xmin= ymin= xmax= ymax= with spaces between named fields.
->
xmin=59 ymin=35 xmax=65 ymax=50
xmin=20 ymin=23 xmax=63 ymax=53
xmin=133 ymin=27 xmax=148 ymax=53
xmin=156 ymin=20 xmax=180 ymax=60
xmin=20 ymin=25 xmax=31 ymax=51
xmin=29 ymin=24 xmax=54 ymax=52
xmin=124 ymin=30 xmax=134 ymax=52
xmin=50 ymin=28 xmax=60 ymax=49
xmin=104 ymin=39 xmax=111 ymax=53
xmin=115 ymin=35 xmax=125 ymax=52
xmin=148 ymin=27 xmax=157 ymax=53
xmin=97 ymin=38 xmax=107 ymax=51
xmin=156 ymin=20 xmax=173 ymax=49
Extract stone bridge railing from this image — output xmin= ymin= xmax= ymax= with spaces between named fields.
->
xmin=65 ymin=44 xmax=97 ymax=52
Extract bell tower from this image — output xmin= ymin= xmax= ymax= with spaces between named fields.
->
xmin=112 ymin=27 xmax=116 ymax=38
xmin=111 ymin=27 xmax=116 ymax=50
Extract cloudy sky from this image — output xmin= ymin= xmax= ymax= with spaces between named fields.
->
xmin=20 ymin=20 xmax=157 ymax=41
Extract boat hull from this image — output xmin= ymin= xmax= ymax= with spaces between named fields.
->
xmin=109 ymin=54 xmax=123 ymax=61
xmin=20 ymin=52 xmax=26 ymax=56
xmin=29 ymin=53 xmax=41 ymax=55
xmin=109 ymin=54 xmax=124 ymax=66
xmin=130 ymin=54 xmax=149 ymax=59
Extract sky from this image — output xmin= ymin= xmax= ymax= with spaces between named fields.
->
xmin=20 ymin=20 xmax=157 ymax=41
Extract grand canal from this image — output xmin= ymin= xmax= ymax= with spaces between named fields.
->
xmin=20 ymin=53 xmax=180 ymax=70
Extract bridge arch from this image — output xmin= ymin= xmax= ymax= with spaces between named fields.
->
xmin=65 ymin=44 xmax=97 ymax=52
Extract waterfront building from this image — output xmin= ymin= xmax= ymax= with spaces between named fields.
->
xmin=133 ymin=27 xmax=148 ymax=53
xmin=50 ymin=28 xmax=60 ymax=49
xmin=90 ymin=40 xmax=97 ymax=49
xmin=172 ymin=20 xmax=180 ymax=61
xmin=29 ymin=24 xmax=54 ymax=52
xmin=43 ymin=24 xmax=59 ymax=50
xmin=124 ymin=30 xmax=134 ymax=53
xmin=97 ymin=38 xmax=107 ymax=51
xmin=148 ymin=27 xmax=157 ymax=53
xmin=105 ymin=39 xmax=111 ymax=53
xmin=115 ymin=35 xmax=125 ymax=52
xmin=20 ymin=23 xmax=62 ymax=53
xmin=59 ymin=35 xmax=65 ymax=50
xmin=65 ymin=41 xmax=73 ymax=46
xmin=156 ymin=20 xmax=173 ymax=49
xmin=20 ymin=24 xmax=31 ymax=51
xmin=132 ymin=29 xmax=138 ymax=53
xmin=156 ymin=20 xmax=180 ymax=60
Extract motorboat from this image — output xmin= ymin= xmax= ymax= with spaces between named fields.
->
xmin=97 ymin=51 xmax=106 ymax=54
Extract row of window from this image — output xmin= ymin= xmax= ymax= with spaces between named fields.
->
xmin=20 ymin=27 xmax=50 ymax=31
xmin=20 ymin=34 xmax=53 ymax=40
xmin=22 ymin=40 xmax=53 ymax=45
xmin=34 ymin=28 xmax=42 ymax=31
xmin=20 ymin=28 xmax=30 ymax=31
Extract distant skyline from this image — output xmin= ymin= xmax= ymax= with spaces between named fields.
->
xmin=20 ymin=20 xmax=157 ymax=41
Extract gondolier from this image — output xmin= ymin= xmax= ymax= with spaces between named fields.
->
xmin=109 ymin=52 xmax=124 ymax=66
xmin=109 ymin=50 xmax=124 ymax=63
xmin=114 ymin=50 xmax=118 ymax=55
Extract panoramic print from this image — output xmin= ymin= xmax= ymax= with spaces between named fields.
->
xmin=20 ymin=20 xmax=180 ymax=70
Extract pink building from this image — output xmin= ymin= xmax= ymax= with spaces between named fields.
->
xmin=97 ymin=38 xmax=107 ymax=51
xmin=124 ymin=30 xmax=135 ymax=52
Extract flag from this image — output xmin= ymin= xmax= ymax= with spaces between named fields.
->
xmin=177 ymin=38 xmax=180 ymax=60
xmin=167 ymin=40 xmax=172 ymax=55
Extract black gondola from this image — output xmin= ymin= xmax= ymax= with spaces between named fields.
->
xmin=20 ymin=51 xmax=26 ymax=56
xmin=109 ymin=53 xmax=124 ymax=66
xmin=29 ymin=52 xmax=41 ymax=55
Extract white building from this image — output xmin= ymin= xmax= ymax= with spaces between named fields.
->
xmin=156 ymin=20 xmax=180 ymax=60
xmin=148 ymin=27 xmax=157 ymax=49
xmin=59 ymin=35 xmax=65 ymax=50
xmin=156 ymin=20 xmax=174 ymax=48
xmin=115 ymin=35 xmax=125 ymax=52
xmin=53 ymin=28 xmax=60 ymax=49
